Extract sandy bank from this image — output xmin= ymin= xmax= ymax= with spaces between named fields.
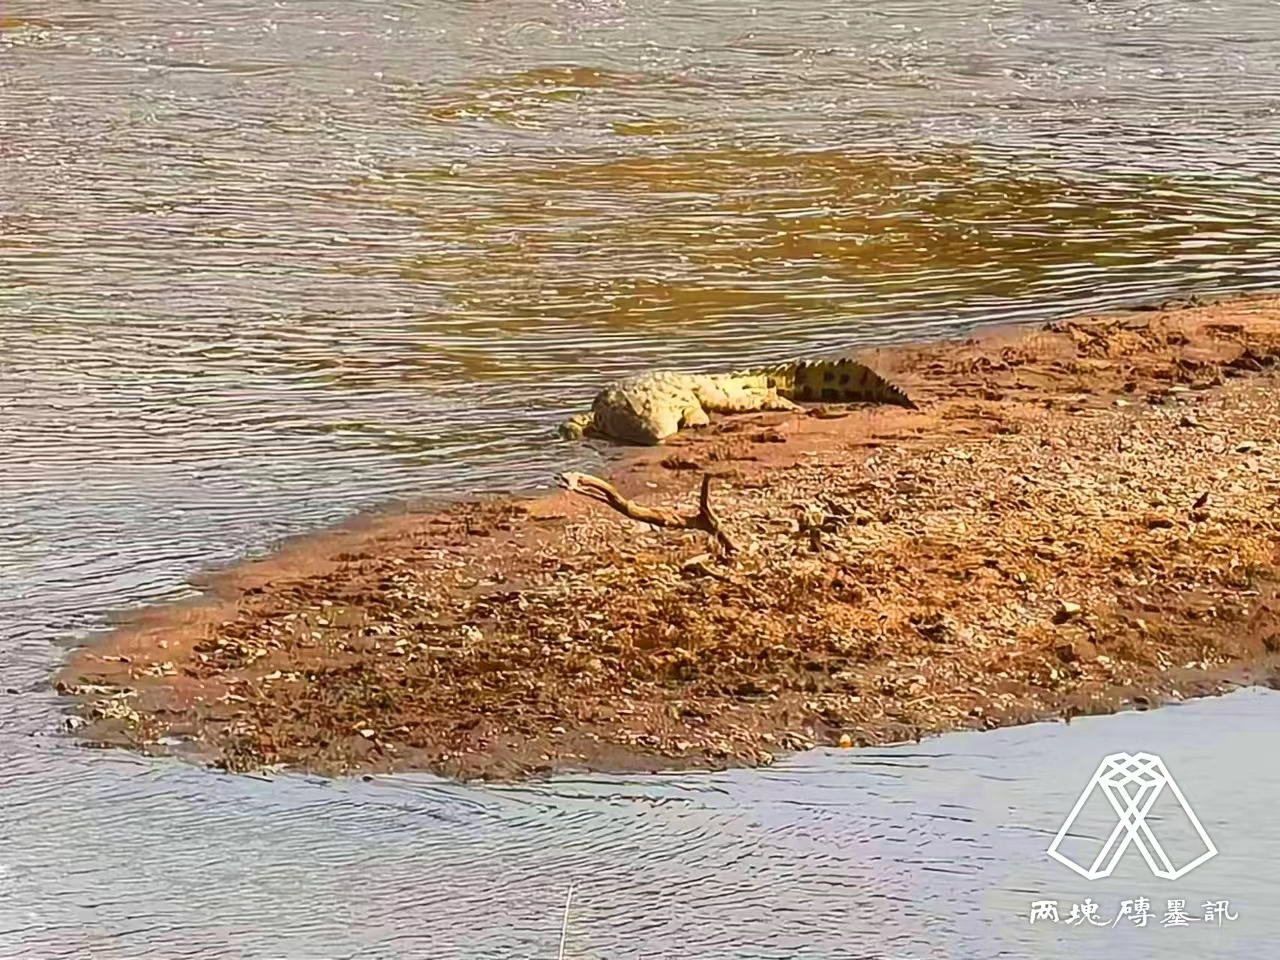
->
xmin=58 ymin=294 xmax=1280 ymax=781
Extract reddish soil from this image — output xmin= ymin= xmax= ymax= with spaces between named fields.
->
xmin=57 ymin=293 xmax=1280 ymax=781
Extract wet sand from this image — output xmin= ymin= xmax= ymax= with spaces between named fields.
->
xmin=57 ymin=294 xmax=1280 ymax=781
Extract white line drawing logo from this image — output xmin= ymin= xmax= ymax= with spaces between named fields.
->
xmin=1047 ymin=752 xmax=1217 ymax=881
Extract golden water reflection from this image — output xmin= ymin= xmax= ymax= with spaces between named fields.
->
xmin=346 ymin=146 xmax=1280 ymax=350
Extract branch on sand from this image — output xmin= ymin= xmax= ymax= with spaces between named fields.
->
xmin=557 ymin=471 xmax=740 ymax=555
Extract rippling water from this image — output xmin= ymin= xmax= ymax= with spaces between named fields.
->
xmin=3 ymin=0 xmax=1280 ymax=956
xmin=3 ymin=689 xmax=1278 ymax=958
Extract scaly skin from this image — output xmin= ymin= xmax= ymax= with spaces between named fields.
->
xmin=560 ymin=358 xmax=917 ymax=445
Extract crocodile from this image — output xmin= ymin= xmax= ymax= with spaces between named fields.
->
xmin=559 ymin=358 xmax=918 ymax=445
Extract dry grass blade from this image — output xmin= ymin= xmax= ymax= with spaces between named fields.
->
xmin=558 ymin=882 xmax=576 ymax=960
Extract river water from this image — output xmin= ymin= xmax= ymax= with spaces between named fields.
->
xmin=2 ymin=0 xmax=1280 ymax=956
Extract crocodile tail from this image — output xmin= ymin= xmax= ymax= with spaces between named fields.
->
xmin=768 ymin=359 xmax=918 ymax=409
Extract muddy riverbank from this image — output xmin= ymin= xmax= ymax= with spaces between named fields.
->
xmin=57 ymin=295 xmax=1280 ymax=781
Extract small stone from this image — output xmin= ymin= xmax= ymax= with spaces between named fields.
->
xmin=838 ymin=733 xmax=853 ymax=748
xmin=1053 ymin=601 xmax=1082 ymax=624
xmin=1144 ymin=513 xmax=1175 ymax=530
xmin=1235 ymin=440 xmax=1260 ymax=454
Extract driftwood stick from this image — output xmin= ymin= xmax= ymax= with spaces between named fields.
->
xmin=558 ymin=471 xmax=739 ymax=554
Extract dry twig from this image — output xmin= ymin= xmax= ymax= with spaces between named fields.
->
xmin=558 ymin=471 xmax=740 ymax=554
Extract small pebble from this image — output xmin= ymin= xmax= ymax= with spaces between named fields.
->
xmin=1053 ymin=601 xmax=1082 ymax=624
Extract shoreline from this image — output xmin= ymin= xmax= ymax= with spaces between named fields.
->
xmin=57 ymin=293 xmax=1280 ymax=781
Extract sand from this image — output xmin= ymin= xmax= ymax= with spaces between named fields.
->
xmin=57 ymin=293 xmax=1280 ymax=781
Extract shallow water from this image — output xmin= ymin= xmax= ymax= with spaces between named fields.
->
xmin=3 ymin=689 xmax=1278 ymax=958
xmin=3 ymin=0 xmax=1280 ymax=955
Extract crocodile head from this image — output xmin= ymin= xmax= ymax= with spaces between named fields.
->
xmin=558 ymin=412 xmax=595 ymax=440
